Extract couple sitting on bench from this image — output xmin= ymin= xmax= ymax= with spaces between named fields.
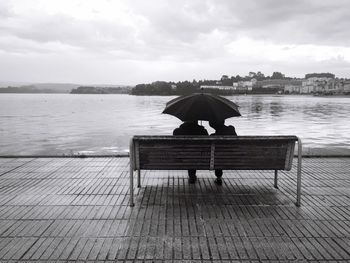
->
xmin=173 ymin=120 xmax=236 ymax=185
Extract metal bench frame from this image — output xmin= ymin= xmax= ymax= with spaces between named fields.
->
xmin=129 ymin=136 xmax=302 ymax=207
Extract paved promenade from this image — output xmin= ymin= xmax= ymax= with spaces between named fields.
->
xmin=0 ymin=157 xmax=349 ymax=262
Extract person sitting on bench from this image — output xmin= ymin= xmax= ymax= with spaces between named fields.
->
xmin=173 ymin=121 xmax=208 ymax=184
xmin=209 ymin=120 xmax=237 ymax=185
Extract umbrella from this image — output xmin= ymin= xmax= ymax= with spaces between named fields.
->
xmin=162 ymin=93 xmax=241 ymax=122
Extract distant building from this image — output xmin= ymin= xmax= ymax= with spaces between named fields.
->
xmin=233 ymin=79 xmax=257 ymax=92
xmin=344 ymin=81 xmax=350 ymax=93
xmin=284 ymin=84 xmax=301 ymax=94
xmin=300 ymin=80 xmax=314 ymax=94
xmin=255 ymin=79 xmax=302 ymax=89
xmin=200 ymin=85 xmax=233 ymax=90
xmin=301 ymin=77 xmax=335 ymax=94
xmin=252 ymin=79 xmax=302 ymax=94
xmin=336 ymin=79 xmax=350 ymax=94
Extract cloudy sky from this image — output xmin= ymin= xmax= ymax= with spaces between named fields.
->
xmin=1 ymin=0 xmax=350 ymax=85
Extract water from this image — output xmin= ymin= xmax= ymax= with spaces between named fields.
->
xmin=0 ymin=94 xmax=349 ymax=155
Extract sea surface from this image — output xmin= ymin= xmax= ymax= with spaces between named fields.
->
xmin=0 ymin=94 xmax=349 ymax=155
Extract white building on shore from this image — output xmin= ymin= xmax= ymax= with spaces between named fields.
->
xmin=301 ymin=77 xmax=335 ymax=94
xmin=284 ymin=84 xmax=301 ymax=94
xmin=233 ymin=79 xmax=257 ymax=92
xmin=336 ymin=80 xmax=350 ymax=94
xmin=200 ymin=85 xmax=233 ymax=90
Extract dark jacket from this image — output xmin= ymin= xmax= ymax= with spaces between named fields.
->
xmin=173 ymin=122 xmax=208 ymax=136
xmin=211 ymin=125 xmax=237 ymax=136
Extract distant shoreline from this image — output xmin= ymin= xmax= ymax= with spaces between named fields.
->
xmin=1 ymin=92 xmax=349 ymax=98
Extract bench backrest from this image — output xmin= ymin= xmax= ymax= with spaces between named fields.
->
xmin=130 ymin=136 xmax=297 ymax=171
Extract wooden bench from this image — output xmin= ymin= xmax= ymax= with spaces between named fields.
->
xmin=129 ymin=135 xmax=302 ymax=207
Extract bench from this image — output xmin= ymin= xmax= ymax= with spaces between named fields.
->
xmin=129 ymin=135 xmax=302 ymax=207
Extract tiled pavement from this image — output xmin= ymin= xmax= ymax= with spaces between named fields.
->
xmin=0 ymin=157 xmax=349 ymax=262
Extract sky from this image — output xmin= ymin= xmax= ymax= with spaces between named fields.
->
xmin=1 ymin=0 xmax=350 ymax=85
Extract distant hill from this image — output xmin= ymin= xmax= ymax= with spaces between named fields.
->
xmin=0 ymin=82 xmax=132 ymax=94
xmin=30 ymin=83 xmax=80 ymax=93
xmin=0 ymin=82 xmax=79 ymax=93
xmin=0 ymin=81 xmax=31 ymax=87
xmin=71 ymin=86 xmax=132 ymax=94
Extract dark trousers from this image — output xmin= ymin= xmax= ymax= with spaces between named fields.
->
xmin=215 ymin=169 xmax=223 ymax=178
xmin=189 ymin=170 xmax=222 ymax=178
xmin=188 ymin=169 xmax=196 ymax=178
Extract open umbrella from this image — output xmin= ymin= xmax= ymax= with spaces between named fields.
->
xmin=162 ymin=93 xmax=241 ymax=122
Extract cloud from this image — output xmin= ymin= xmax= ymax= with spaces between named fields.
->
xmin=217 ymin=0 xmax=350 ymax=45
xmin=2 ymin=0 xmax=350 ymax=54
xmin=0 ymin=12 xmax=139 ymax=53
xmin=0 ymin=1 xmax=14 ymax=18
xmin=130 ymin=0 xmax=220 ymax=41
xmin=0 ymin=0 xmax=350 ymax=83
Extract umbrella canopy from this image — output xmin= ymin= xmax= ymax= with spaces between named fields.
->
xmin=162 ymin=93 xmax=241 ymax=122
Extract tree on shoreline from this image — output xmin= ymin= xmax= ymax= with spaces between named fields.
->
xmin=130 ymin=71 xmax=343 ymax=95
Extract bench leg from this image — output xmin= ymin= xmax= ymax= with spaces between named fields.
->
xmin=130 ymin=165 xmax=135 ymax=207
xmin=274 ymin=170 xmax=278 ymax=189
xmin=296 ymin=138 xmax=302 ymax=207
xmin=137 ymin=170 xmax=141 ymax=188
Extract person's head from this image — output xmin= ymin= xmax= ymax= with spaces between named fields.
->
xmin=209 ymin=119 xmax=225 ymax=130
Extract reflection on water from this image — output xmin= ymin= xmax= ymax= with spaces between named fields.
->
xmin=0 ymin=94 xmax=349 ymax=155
xmin=269 ymin=102 xmax=283 ymax=117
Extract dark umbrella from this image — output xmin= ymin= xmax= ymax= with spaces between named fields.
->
xmin=162 ymin=93 xmax=241 ymax=122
